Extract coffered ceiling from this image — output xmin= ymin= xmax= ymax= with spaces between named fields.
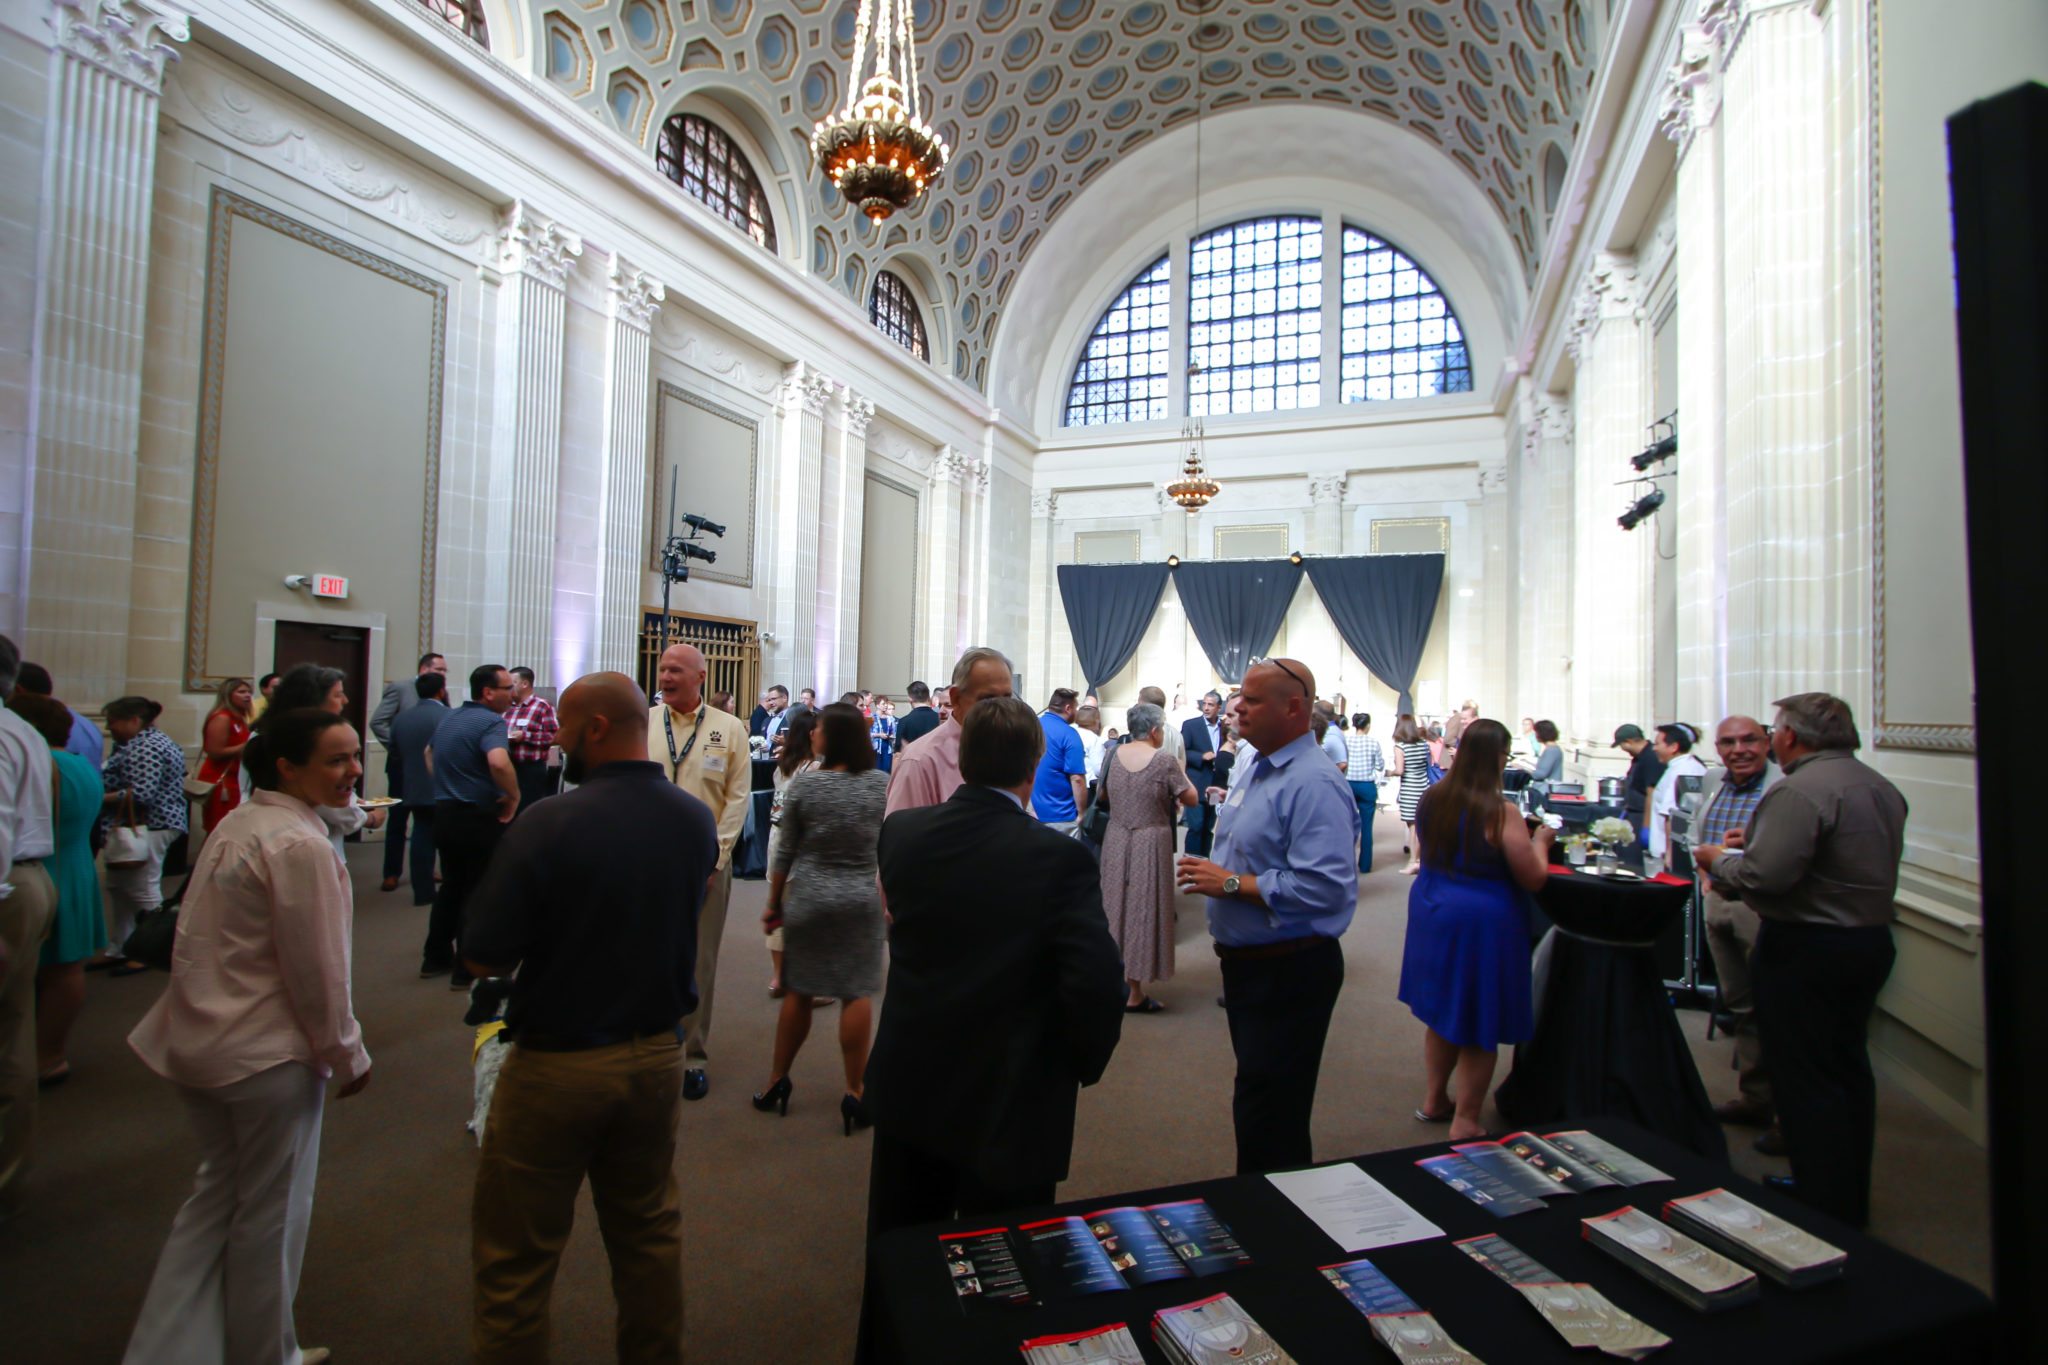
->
xmin=504 ymin=1 xmax=1608 ymax=390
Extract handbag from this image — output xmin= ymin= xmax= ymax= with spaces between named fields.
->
xmin=104 ymin=790 xmax=153 ymax=870
xmin=122 ymin=906 xmax=179 ymax=970
xmin=1077 ymin=741 xmax=1116 ymax=845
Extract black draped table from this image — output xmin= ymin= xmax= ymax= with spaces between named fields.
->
xmin=1496 ymin=864 xmax=1724 ymax=1159
xmin=732 ymin=758 xmax=778 ymax=880
xmin=868 ymin=1118 xmax=1989 ymax=1363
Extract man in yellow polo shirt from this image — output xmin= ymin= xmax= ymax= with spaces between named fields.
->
xmin=648 ymin=643 xmax=750 ymax=1100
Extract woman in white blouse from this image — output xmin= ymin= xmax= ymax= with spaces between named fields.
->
xmin=1647 ymin=723 xmax=1708 ymax=861
xmin=123 ymin=707 xmax=372 ymax=1365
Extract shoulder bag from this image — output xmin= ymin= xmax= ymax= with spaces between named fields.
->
xmin=104 ymin=789 xmax=152 ymax=870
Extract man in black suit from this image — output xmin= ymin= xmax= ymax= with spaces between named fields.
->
xmin=859 ymin=695 xmax=1124 ymax=1355
xmin=370 ymin=651 xmax=447 ymax=893
xmin=1180 ymin=690 xmax=1225 ymax=858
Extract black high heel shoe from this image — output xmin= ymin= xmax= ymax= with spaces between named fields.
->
xmin=840 ymin=1092 xmax=871 ymax=1137
xmin=751 ymin=1076 xmax=792 ymax=1116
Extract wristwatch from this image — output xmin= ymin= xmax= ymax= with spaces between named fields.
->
xmin=1221 ymin=873 xmax=1242 ymax=896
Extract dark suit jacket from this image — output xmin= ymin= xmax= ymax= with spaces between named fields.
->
xmin=390 ymin=699 xmax=448 ymax=810
xmin=748 ymin=704 xmax=770 ymax=739
xmin=869 ymin=785 xmax=1125 ymax=1188
xmin=1181 ymin=715 xmax=1221 ymax=788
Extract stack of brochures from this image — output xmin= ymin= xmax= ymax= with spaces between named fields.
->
xmin=1019 ymin=1322 xmax=1146 ymax=1364
xmin=1582 ymin=1206 xmax=1760 ymax=1312
xmin=1456 ymin=1233 xmax=1670 ymax=1359
xmin=1321 ymin=1258 xmax=1486 ymax=1363
xmin=1152 ymin=1293 xmax=1298 ymax=1365
xmin=1662 ymin=1189 xmax=1848 ymax=1288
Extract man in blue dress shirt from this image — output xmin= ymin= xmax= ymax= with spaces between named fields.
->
xmin=1177 ymin=658 xmax=1359 ymax=1173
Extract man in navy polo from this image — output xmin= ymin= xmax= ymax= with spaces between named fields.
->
xmin=423 ymin=663 xmax=520 ymax=989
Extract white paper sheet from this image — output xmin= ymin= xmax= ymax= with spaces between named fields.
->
xmin=1267 ymin=1162 xmax=1445 ymax=1252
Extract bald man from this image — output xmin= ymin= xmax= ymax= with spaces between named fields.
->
xmin=465 ymin=673 xmax=719 ymax=1361
xmin=1177 ymin=658 xmax=1359 ymax=1174
xmin=648 ymin=643 xmax=749 ymax=1100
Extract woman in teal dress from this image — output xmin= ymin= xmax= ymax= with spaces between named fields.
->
xmin=13 ymin=692 xmax=106 ymax=1084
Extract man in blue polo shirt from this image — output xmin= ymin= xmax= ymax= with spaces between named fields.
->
xmin=424 ymin=663 xmax=521 ymax=988
xmin=1030 ymin=688 xmax=1087 ymax=831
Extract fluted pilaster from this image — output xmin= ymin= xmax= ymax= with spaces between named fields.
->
xmin=921 ymin=446 xmax=966 ymax=680
xmin=766 ymin=361 xmax=832 ymax=691
xmin=592 ymin=254 xmax=663 ymax=674
xmin=22 ymin=0 xmax=189 ymax=695
xmin=814 ymin=386 xmax=873 ymax=696
xmin=1026 ymin=490 xmax=1057 ymax=696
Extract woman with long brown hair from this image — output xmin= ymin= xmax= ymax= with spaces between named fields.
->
xmin=197 ymin=675 xmax=254 ymax=833
xmin=1396 ymin=718 xmax=1555 ymax=1140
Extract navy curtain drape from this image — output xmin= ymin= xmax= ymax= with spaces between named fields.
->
xmin=1171 ymin=559 xmax=1305 ymax=685
xmin=1303 ymin=553 xmax=1445 ymax=713
xmin=1056 ymin=562 xmax=1173 ymax=692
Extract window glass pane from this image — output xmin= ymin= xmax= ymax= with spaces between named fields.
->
xmin=869 ymin=271 xmax=929 ymax=361
xmin=1063 ymin=255 xmax=1171 ymax=427
xmin=1184 ymin=217 xmax=1322 ymax=415
xmin=1338 ymin=226 xmax=1471 ymax=400
xmin=656 ymin=114 xmax=778 ymax=252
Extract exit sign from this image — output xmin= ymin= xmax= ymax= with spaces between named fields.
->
xmin=312 ymin=574 xmax=349 ymax=599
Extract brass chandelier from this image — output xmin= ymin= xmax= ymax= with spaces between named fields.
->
xmin=1164 ymin=3 xmax=1219 ymax=515
xmin=810 ymin=0 xmax=949 ymax=223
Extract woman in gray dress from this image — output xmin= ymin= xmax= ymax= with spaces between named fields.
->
xmin=754 ymin=702 xmax=890 ymax=1134
xmin=1097 ymin=701 xmax=1197 ymax=1012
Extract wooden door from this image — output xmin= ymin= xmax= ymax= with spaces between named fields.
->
xmin=271 ymin=620 xmax=371 ymax=744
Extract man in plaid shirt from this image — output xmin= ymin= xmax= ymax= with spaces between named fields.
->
xmin=1693 ymin=715 xmax=1779 ymax=1139
xmin=506 ymin=667 xmax=560 ymax=812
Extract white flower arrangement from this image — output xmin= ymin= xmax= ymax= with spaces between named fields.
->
xmin=1590 ymin=816 xmax=1635 ymax=846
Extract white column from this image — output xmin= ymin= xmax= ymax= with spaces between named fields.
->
xmin=1299 ymin=473 xmax=1347 ymax=696
xmin=19 ymin=0 xmax=188 ymax=695
xmin=1026 ymin=489 xmax=1057 ymax=696
xmin=1661 ymin=0 xmax=1738 ymax=727
xmin=1567 ymin=253 xmax=1651 ymax=761
xmin=591 ymin=254 xmax=663 ymax=675
xmin=815 ymin=386 xmax=873 ymax=695
xmin=963 ymin=451 xmax=992 ymax=649
xmin=767 ymin=362 xmax=832 ymax=694
xmin=1526 ymin=398 xmax=1575 ymax=730
xmin=483 ymin=202 xmax=580 ymax=684
xmin=1476 ymin=458 xmax=1510 ymax=712
xmin=921 ymin=446 xmax=964 ymax=680
xmin=1720 ymin=0 xmax=1831 ymax=714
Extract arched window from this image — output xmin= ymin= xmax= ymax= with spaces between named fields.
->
xmin=1188 ymin=216 xmax=1324 ymax=416
xmin=869 ymin=271 xmax=929 ymax=360
xmin=1339 ymin=227 xmax=1470 ymax=402
xmin=416 ymin=0 xmax=488 ymax=45
xmin=1063 ymin=256 xmax=1171 ymax=427
xmin=656 ymin=114 xmax=777 ymax=251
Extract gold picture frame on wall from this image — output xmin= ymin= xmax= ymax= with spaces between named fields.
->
xmin=1370 ymin=516 xmax=1451 ymax=554
xmin=185 ymin=188 xmax=446 ymax=692
xmin=647 ymin=382 xmax=759 ymax=589
xmin=1213 ymin=523 xmax=1290 ymax=560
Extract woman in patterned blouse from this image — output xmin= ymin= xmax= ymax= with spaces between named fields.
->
xmin=94 ymin=696 xmax=187 ymax=975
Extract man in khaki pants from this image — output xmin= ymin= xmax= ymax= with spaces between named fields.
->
xmin=0 ymin=635 xmax=58 ymax=1222
xmin=648 ymin=644 xmax=749 ymax=1102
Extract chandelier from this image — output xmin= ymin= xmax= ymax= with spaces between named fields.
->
xmin=810 ymin=1 xmax=949 ymax=223
xmin=1166 ymin=411 xmax=1220 ymax=513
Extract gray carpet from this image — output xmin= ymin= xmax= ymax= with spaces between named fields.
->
xmin=1 ymin=822 xmax=1989 ymax=1361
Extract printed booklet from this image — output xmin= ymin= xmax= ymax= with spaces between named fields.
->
xmin=1416 ymin=1153 xmax=1548 ymax=1218
xmin=1021 ymin=1200 xmax=1252 ymax=1297
xmin=1539 ymin=1131 xmax=1673 ymax=1187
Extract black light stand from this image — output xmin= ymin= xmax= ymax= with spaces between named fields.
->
xmin=655 ymin=465 xmax=725 ymax=657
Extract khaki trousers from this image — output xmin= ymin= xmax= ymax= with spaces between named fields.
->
xmin=678 ymin=864 xmax=732 ymax=1065
xmin=472 ymin=1035 xmax=685 ymax=1365
xmin=0 ymin=862 xmax=57 ymax=1217
xmin=1703 ymin=885 xmax=1772 ymax=1109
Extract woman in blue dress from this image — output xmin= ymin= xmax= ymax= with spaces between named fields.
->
xmin=1397 ymin=718 xmax=1556 ymax=1140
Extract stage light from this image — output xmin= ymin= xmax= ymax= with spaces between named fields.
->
xmin=1288 ymin=552 xmax=1304 ymax=565
xmin=680 ymin=512 xmax=727 ymax=537
xmin=1166 ymin=554 xmax=1181 ymax=567
xmin=1618 ymin=487 xmax=1666 ymax=531
xmin=1630 ymin=434 xmax=1679 ymax=471
xmin=679 ymin=542 xmax=717 ymax=564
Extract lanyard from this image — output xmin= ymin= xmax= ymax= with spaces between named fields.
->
xmin=663 ymin=703 xmax=705 ymax=781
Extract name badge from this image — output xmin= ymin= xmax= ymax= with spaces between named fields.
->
xmin=703 ymin=755 xmax=726 ymax=774
xmin=1225 ymin=783 xmax=1249 ymax=809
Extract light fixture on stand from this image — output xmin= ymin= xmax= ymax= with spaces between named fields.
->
xmin=1164 ymin=2 xmax=1220 ymax=516
xmin=810 ymin=0 xmax=949 ymax=223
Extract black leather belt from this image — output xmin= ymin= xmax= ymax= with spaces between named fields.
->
xmin=513 ymin=1027 xmax=677 ymax=1053
xmin=1213 ymin=934 xmax=1333 ymax=962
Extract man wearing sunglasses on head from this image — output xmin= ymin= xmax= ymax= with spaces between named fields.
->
xmin=1176 ymin=657 xmax=1359 ymax=1174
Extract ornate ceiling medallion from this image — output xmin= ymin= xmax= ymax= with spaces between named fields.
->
xmin=810 ymin=0 xmax=950 ymax=223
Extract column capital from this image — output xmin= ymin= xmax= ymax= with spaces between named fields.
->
xmin=1031 ymin=490 xmax=1058 ymax=520
xmin=929 ymin=445 xmax=970 ymax=487
xmin=833 ymin=386 xmax=876 ymax=438
xmin=606 ymin=254 xmax=664 ymax=330
xmin=1656 ymin=0 xmax=1739 ymax=154
xmin=1307 ymin=472 xmax=1348 ymax=506
xmin=1566 ymin=252 xmax=1640 ymax=363
xmin=494 ymin=201 xmax=583 ymax=287
xmin=778 ymin=361 xmax=834 ymax=418
xmin=50 ymin=0 xmax=188 ymax=92
xmin=1477 ymin=458 xmax=1509 ymax=494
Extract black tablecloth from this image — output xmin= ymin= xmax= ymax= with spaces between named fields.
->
xmin=1496 ymin=869 xmax=1723 ymax=1160
xmin=732 ymin=788 xmax=773 ymax=880
xmin=751 ymin=757 xmax=779 ymax=792
xmin=868 ymin=1118 xmax=1990 ymax=1364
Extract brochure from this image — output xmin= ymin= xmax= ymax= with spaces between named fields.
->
xmin=1416 ymin=1153 xmax=1548 ymax=1218
xmin=1321 ymin=1258 xmax=1486 ymax=1363
xmin=1500 ymin=1132 xmax=1621 ymax=1191
xmin=1452 ymin=1140 xmax=1578 ymax=1201
xmin=1019 ymin=1322 xmax=1147 ymax=1364
xmin=1456 ymin=1233 xmax=1671 ymax=1359
xmin=1662 ymin=1188 xmax=1847 ymax=1287
xmin=1540 ymin=1131 xmax=1673 ymax=1187
xmin=1021 ymin=1199 xmax=1250 ymax=1297
xmin=1582 ymin=1206 xmax=1760 ymax=1312
xmin=1152 ymin=1292 xmax=1298 ymax=1365
xmin=942 ymin=1227 xmax=1035 ymax=1310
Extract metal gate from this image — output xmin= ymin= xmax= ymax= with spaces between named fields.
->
xmin=638 ymin=609 xmax=761 ymax=715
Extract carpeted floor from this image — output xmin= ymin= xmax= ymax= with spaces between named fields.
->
xmin=2 ymin=820 xmax=1989 ymax=1362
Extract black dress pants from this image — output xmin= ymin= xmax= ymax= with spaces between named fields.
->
xmin=425 ymin=801 xmax=503 ymax=972
xmin=856 ymin=1129 xmax=1055 ymax=1365
xmin=380 ymin=764 xmax=408 ymax=881
xmin=1752 ymin=918 xmax=1896 ymax=1227
xmin=514 ymin=760 xmax=556 ymax=812
xmin=1220 ymin=936 xmax=1345 ymax=1174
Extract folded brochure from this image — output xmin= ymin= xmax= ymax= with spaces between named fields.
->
xmin=1500 ymin=1132 xmax=1622 ymax=1191
xmin=1416 ymin=1153 xmax=1547 ymax=1218
xmin=1153 ymin=1292 xmax=1297 ymax=1365
xmin=1022 ymin=1199 xmax=1250 ymax=1296
xmin=1457 ymin=1233 xmax=1670 ymax=1359
xmin=1322 ymin=1258 xmax=1486 ymax=1363
xmin=1539 ymin=1131 xmax=1672 ymax=1186
xmin=943 ymin=1227 xmax=1035 ymax=1309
